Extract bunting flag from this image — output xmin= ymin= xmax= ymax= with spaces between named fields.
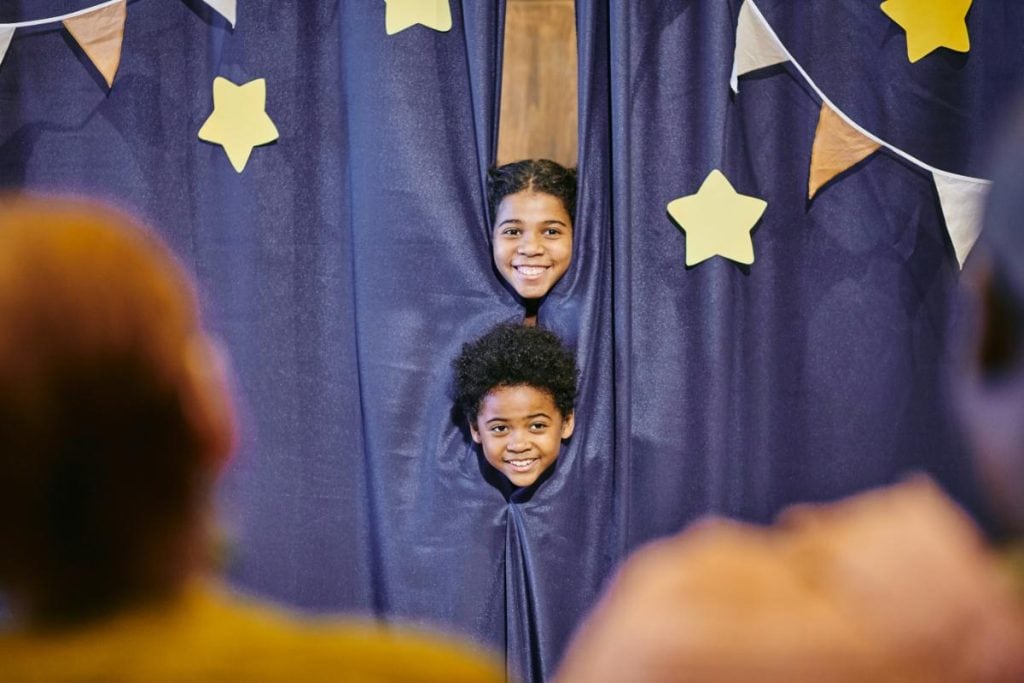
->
xmin=808 ymin=103 xmax=881 ymax=199
xmin=0 ymin=27 xmax=13 ymax=69
xmin=933 ymin=173 xmax=988 ymax=268
xmin=732 ymin=0 xmax=990 ymax=267
xmin=1 ymin=0 xmax=236 ymax=83
xmin=63 ymin=0 xmax=127 ymax=88
xmin=730 ymin=0 xmax=789 ymax=93
xmin=203 ymin=0 xmax=237 ymax=28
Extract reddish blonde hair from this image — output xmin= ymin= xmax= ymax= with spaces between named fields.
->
xmin=0 ymin=197 xmax=226 ymax=621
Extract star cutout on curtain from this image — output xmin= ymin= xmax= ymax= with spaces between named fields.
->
xmin=667 ymin=169 xmax=767 ymax=267
xmin=198 ymin=77 xmax=279 ymax=173
xmin=385 ymin=0 xmax=452 ymax=36
xmin=880 ymin=0 xmax=972 ymax=63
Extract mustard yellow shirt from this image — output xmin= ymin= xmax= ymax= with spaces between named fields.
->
xmin=0 ymin=582 xmax=504 ymax=682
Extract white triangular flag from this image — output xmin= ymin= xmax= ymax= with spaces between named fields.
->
xmin=203 ymin=0 xmax=236 ymax=27
xmin=731 ymin=0 xmax=789 ymax=93
xmin=933 ymin=173 xmax=990 ymax=268
xmin=0 ymin=27 xmax=15 ymax=69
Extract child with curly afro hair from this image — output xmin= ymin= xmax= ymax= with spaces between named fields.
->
xmin=453 ymin=323 xmax=577 ymax=488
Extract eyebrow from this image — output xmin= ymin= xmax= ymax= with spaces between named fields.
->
xmin=496 ymin=219 xmax=568 ymax=228
xmin=484 ymin=412 xmax=551 ymax=424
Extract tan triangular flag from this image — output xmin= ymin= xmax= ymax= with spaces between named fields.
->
xmin=933 ymin=173 xmax=989 ymax=268
xmin=63 ymin=0 xmax=126 ymax=88
xmin=0 ymin=27 xmax=14 ymax=70
xmin=731 ymin=0 xmax=789 ymax=93
xmin=808 ymin=103 xmax=881 ymax=199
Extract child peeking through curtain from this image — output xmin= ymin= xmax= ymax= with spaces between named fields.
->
xmin=453 ymin=323 xmax=578 ymax=489
xmin=487 ymin=160 xmax=577 ymax=327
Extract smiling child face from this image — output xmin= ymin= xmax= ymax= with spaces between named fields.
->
xmin=470 ymin=384 xmax=575 ymax=488
xmin=492 ymin=190 xmax=573 ymax=301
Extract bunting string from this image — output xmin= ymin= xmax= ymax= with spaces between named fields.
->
xmin=0 ymin=0 xmax=123 ymax=29
xmin=0 ymin=0 xmax=234 ymax=30
xmin=739 ymin=0 xmax=988 ymax=187
xmin=0 ymin=0 xmax=235 ymax=85
xmin=734 ymin=0 xmax=988 ymax=266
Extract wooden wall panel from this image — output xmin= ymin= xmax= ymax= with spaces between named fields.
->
xmin=497 ymin=0 xmax=578 ymax=167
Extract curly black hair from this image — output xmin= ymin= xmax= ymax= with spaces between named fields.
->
xmin=453 ymin=323 xmax=578 ymax=424
xmin=487 ymin=159 xmax=577 ymax=225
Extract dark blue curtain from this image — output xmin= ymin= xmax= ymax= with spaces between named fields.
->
xmin=3 ymin=1 xmax=1024 ymax=681
xmin=588 ymin=0 xmax=1024 ymax=555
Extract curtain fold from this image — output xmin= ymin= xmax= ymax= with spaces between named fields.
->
xmin=331 ymin=0 xmax=513 ymax=653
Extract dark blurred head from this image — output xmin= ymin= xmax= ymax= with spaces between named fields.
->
xmin=0 ymin=197 xmax=234 ymax=622
xmin=955 ymin=113 xmax=1024 ymax=532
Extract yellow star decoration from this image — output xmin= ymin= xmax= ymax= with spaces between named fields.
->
xmin=385 ymin=0 xmax=452 ymax=36
xmin=880 ymin=0 xmax=972 ymax=63
xmin=198 ymin=77 xmax=279 ymax=173
xmin=667 ymin=170 xmax=767 ymax=267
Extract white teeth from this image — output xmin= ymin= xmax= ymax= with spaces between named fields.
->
xmin=516 ymin=266 xmax=546 ymax=277
xmin=508 ymin=459 xmax=536 ymax=468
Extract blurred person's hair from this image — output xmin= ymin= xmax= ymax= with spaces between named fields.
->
xmin=952 ymin=108 xmax=1024 ymax=533
xmin=0 ymin=197 xmax=232 ymax=624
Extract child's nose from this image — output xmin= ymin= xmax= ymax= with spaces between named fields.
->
xmin=517 ymin=234 xmax=543 ymax=255
xmin=506 ymin=434 xmax=530 ymax=452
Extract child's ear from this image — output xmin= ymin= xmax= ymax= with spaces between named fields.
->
xmin=560 ymin=412 xmax=575 ymax=439
xmin=469 ymin=419 xmax=482 ymax=444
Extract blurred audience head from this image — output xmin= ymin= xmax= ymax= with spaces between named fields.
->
xmin=956 ymin=111 xmax=1024 ymax=533
xmin=0 ymin=196 xmax=234 ymax=624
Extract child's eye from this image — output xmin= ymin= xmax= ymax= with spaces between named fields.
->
xmin=542 ymin=228 xmax=563 ymax=237
xmin=490 ymin=425 xmax=509 ymax=434
xmin=529 ymin=422 xmax=549 ymax=431
xmin=501 ymin=228 xmax=521 ymax=237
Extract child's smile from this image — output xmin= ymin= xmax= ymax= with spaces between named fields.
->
xmin=492 ymin=190 xmax=573 ymax=301
xmin=471 ymin=384 xmax=575 ymax=488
